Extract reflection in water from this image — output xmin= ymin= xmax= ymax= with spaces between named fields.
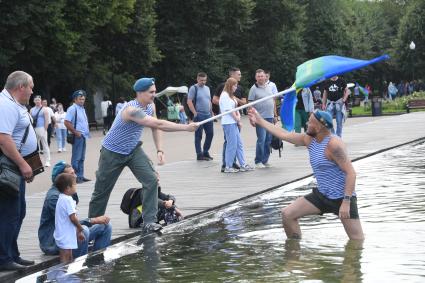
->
xmin=24 ymin=141 xmax=425 ymax=282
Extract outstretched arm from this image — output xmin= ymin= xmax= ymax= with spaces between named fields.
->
xmin=248 ymin=108 xmax=310 ymax=146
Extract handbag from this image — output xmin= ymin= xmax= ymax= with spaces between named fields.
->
xmin=67 ymin=109 xmax=78 ymax=144
xmin=0 ymin=125 xmax=31 ymax=197
xmin=23 ymin=150 xmax=44 ymax=176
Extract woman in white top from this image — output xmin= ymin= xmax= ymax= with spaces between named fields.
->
xmin=54 ymin=103 xmax=67 ymax=152
xmin=219 ymin=78 xmax=254 ymax=173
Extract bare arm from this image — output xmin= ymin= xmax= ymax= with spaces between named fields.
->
xmin=342 ymin=87 xmax=349 ymax=102
xmin=212 ymin=95 xmax=220 ymax=106
xmin=322 ymin=90 xmax=328 ymax=110
xmin=187 ymin=99 xmax=197 ymax=117
xmin=235 ymin=97 xmax=247 ymax=106
xmin=326 ymin=138 xmax=356 ymax=197
xmin=150 ymin=104 xmax=165 ymax=165
xmin=248 ymin=108 xmax=310 ymax=146
xmin=64 ymin=120 xmax=82 ymax=138
xmin=70 ymin=213 xmax=85 ymax=241
xmin=123 ymin=106 xmax=197 ymax=132
xmin=0 ymin=133 xmax=33 ymax=181
xmin=43 ymin=109 xmax=49 ymax=130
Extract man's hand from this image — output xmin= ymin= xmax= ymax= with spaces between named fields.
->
xmin=248 ymin=108 xmax=261 ymax=127
xmin=321 ymin=103 xmax=327 ymax=110
xmin=157 ymin=151 xmax=165 ymax=165
xmin=187 ymin=122 xmax=198 ymax=132
xmin=339 ymin=201 xmax=351 ymax=219
xmin=77 ymin=230 xmax=85 ymax=242
xmin=19 ymin=163 xmax=34 ymax=183
xmin=92 ymin=215 xmax=110 ymax=225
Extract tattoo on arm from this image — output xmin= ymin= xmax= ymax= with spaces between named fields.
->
xmin=129 ymin=108 xmax=146 ymax=119
xmin=332 ymin=145 xmax=348 ymax=164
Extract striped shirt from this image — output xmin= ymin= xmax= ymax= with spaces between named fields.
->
xmin=308 ymin=135 xmax=352 ymax=199
xmin=103 ymin=100 xmax=154 ymax=155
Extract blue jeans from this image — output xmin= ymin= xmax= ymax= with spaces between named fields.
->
xmin=255 ymin=118 xmax=273 ymax=164
xmin=0 ymin=178 xmax=26 ymax=265
xmin=193 ymin=113 xmax=214 ymax=157
xmin=72 ymin=136 xmax=86 ymax=180
xmin=327 ymin=105 xmax=344 ymax=137
xmin=72 ymin=223 xmax=112 ymax=258
xmin=223 ymin=124 xmax=246 ymax=168
xmin=55 ymin=128 xmax=67 ymax=150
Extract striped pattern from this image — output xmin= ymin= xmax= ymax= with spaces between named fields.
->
xmin=308 ymin=136 xmax=350 ymax=199
xmin=103 ymin=100 xmax=153 ymax=155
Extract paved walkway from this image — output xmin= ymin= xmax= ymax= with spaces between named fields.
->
xmin=3 ymin=112 xmax=425 ymax=281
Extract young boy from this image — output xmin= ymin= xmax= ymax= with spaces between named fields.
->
xmin=53 ymin=173 xmax=85 ymax=263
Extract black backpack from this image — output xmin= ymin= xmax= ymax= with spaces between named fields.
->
xmin=120 ymin=187 xmax=142 ymax=215
xmin=107 ymin=103 xmax=114 ymax=118
xmin=270 ymin=135 xmax=283 ymax=158
xmin=183 ymin=84 xmax=198 ymax=120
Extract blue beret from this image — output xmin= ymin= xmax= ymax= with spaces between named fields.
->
xmin=133 ymin=78 xmax=155 ymax=92
xmin=313 ymin=110 xmax=333 ymax=129
xmin=52 ymin=161 xmax=67 ymax=182
xmin=72 ymin=89 xmax=87 ymax=99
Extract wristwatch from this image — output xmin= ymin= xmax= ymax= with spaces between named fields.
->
xmin=343 ymin=195 xmax=352 ymax=202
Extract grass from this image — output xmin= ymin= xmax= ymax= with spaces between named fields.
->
xmin=350 ymin=91 xmax=425 ymax=116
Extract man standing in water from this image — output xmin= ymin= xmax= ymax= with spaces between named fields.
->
xmin=89 ymin=77 xmax=198 ymax=234
xmin=248 ymin=109 xmax=364 ymax=240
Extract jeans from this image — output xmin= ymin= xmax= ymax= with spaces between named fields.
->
xmin=193 ymin=113 xmax=214 ymax=157
xmin=223 ymin=123 xmax=246 ymax=168
xmin=72 ymin=136 xmax=86 ymax=180
xmin=55 ymin=128 xmax=67 ymax=150
xmin=221 ymin=126 xmax=240 ymax=167
xmin=326 ymin=104 xmax=344 ymax=137
xmin=0 ymin=178 xmax=25 ymax=265
xmin=72 ymin=223 xmax=112 ymax=258
xmin=255 ymin=117 xmax=273 ymax=164
xmin=89 ymin=146 xmax=158 ymax=225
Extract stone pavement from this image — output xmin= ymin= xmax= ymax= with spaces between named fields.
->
xmin=3 ymin=112 xmax=425 ymax=281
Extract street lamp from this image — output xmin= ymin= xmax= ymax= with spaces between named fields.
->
xmin=409 ymin=41 xmax=416 ymax=81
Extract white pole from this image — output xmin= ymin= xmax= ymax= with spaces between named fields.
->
xmin=196 ymin=86 xmax=296 ymax=126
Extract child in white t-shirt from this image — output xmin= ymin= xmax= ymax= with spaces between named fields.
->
xmin=53 ymin=173 xmax=85 ymax=263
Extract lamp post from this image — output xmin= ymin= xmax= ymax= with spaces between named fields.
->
xmin=409 ymin=41 xmax=416 ymax=81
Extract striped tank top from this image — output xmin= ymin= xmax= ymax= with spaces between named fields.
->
xmin=308 ymin=135 xmax=351 ymax=199
xmin=103 ymin=100 xmax=154 ymax=155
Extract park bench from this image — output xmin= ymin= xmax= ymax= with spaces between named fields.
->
xmin=406 ymin=99 xmax=425 ymax=113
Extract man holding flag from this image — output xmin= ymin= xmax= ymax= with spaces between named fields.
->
xmin=248 ymin=108 xmax=364 ymax=241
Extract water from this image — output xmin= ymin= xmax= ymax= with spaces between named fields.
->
xmin=21 ymin=141 xmax=425 ymax=283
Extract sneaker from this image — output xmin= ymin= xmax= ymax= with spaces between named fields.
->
xmin=263 ymin=162 xmax=272 ymax=168
xmin=255 ymin=163 xmax=265 ymax=169
xmin=58 ymin=148 xmax=62 ymax=153
xmin=197 ymin=155 xmax=209 ymax=161
xmin=224 ymin=167 xmax=239 ymax=173
xmin=239 ymin=164 xmax=254 ymax=172
xmin=62 ymin=148 xmax=67 ymax=152
xmin=232 ymin=163 xmax=240 ymax=170
xmin=221 ymin=165 xmax=225 ymax=173
xmin=204 ymin=153 xmax=213 ymax=161
xmin=45 ymin=161 xmax=51 ymax=167
xmin=142 ymin=222 xmax=163 ymax=235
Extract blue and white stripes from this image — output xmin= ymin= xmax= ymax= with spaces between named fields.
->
xmin=103 ymin=100 xmax=153 ymax=155
xmin=308 ymin=136 xmax=349 ymax=199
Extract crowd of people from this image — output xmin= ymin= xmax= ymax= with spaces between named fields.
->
xmin=4 ymin=67 xmax=420 ymax=272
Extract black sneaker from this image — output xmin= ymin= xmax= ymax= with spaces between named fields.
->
xmin=197 ymin=155 xmax=209 ymax=161
xmin=221 ymin=165 xmax=225 ymax=173
xmin=204 ymin=154 xmax=213 ymax=161
xmin=142 ymin=223 xmax=163 ymax=235
xmin=232 ymin=163 xmax=240 ymax=170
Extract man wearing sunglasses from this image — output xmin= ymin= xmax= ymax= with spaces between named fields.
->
xmin=248 ymin=109 xmax=364 ymax=241
xmin=88 ymin=77 xmax=198 ymax=235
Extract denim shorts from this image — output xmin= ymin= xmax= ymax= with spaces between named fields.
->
xmin=304 ymin=187 xmax=359 ymax=219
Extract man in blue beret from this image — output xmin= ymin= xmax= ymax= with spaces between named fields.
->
xmin=248 ymin=109 xmax=364 ymax=241
xmin=64 ymin=90 xmax=90 ymax=183
xmin=38 ymin=161 xmax=112 ymax=257
xmin=88 ymin=77 xmax=198 ymax=235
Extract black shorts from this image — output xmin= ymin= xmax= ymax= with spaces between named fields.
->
xmin=304 ymin=187 xmax=360 ymax=219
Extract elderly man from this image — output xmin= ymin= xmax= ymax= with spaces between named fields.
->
xmin=248 ymin=109 xmax=364 ymax=241
xmin=38 ymin=161 xmax=112 ymax=258
xmin=65 ymin=90 xmax=90 ymax=183
xmin=89 ymin=77 xmax=197 ymax=234
xmin=0 ymin=71 xmax=37 ymax=271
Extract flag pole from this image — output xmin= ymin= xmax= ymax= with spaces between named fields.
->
xmin=196 ymin=86 xmax=296 ymax=126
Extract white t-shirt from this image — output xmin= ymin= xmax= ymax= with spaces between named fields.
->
xmin=45 ymin=107 xmax=54 ymax=124
xmin=54 ymin=193 xmax=78 ymax=249
xmin=54 ymin=112 xmax=67 ymax=129
xmin=101 ymin=100 xmax=112 ymax=118
xmin=219 ymin=91 xmax=237 ymax=125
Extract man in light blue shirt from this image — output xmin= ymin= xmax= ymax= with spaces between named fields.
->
xmin=187 ymin=72 xmax=214 ymax=161
xmin=65 ymin=90 xmax=90 ymax=184
xmin=0 ymin=71 xmax=38 ymax=271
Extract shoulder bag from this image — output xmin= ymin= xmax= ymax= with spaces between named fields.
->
xmin=67 ymin=108 xmax=78 ymax=144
